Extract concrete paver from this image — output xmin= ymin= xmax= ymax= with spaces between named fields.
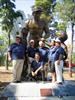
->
xmin=0 ymin=81 xmax=75 ymax=100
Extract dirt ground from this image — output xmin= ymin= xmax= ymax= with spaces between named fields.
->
xmin=0 ymin=67 xmax=13 ymax=83
xmin=0 ymin=66 xmax=75 ymax=82
xmin=0 ymin=66 xmax=75 ymax=94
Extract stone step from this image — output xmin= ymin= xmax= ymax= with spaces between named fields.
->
xmin=1 ymin=81 xmax=75 ymax=99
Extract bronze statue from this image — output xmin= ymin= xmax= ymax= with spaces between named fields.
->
xmin=20 ymin=6 xmax=68 ymax=81
xmin=24 ymin=6 xmax=50 ymax=47
xmin=20 ymin=6 xmax=50 ymax=80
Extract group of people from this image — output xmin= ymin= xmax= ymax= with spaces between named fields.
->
xmin=8 ymin=35 xmax=67 ymax=84
xmin=7 ymin=6 xmax=67 ymax=84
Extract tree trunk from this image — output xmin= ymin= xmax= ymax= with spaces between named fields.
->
xmin=8 ymin=33 xmax=11 ymax=46
xmin=6 ymin=53 xmax=8 ymax=70
xmin=5 ymin=33 xmax=10 ymax=70
xmin=69 ymin=22 xmax=74 ymax=77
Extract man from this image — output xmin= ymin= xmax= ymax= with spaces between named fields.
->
xmin=8 ymin=35 xmax=27 ymax=82
xmin=38 ymin=40 xmax=48 ymax=65
xmin=23 ymin=6 xmax=50 ymax=47
xmin=54 ymin=38 xmax=67 ymax=84
xmin=27 ymin=39 xmax=37 ymax=74
xmin=37 ymin=40 xmax=49 ymax=80
xmin=31 ymin=52 xmax=43 ymax=81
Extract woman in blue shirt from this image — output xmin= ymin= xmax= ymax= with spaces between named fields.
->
xmin=48 ymin=39 xmax=56 ymax=82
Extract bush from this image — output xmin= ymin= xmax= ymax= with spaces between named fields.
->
xmin=0 ymin=54 xmax=6 ymax=66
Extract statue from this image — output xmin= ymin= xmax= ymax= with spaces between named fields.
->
xmin=24 ymin=6 xmax=50 ymax=47
xmin=20 ymin=6 xmax=68 ymax=81
xmin=55 ymin=31 xmax=68 ymax=52
xmin=20 ymin=6 xmax=50 ymax=80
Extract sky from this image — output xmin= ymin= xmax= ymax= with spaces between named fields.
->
xmin=15 ymin=0 xmax=35 ymax=16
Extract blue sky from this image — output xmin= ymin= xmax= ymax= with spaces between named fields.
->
xmin=15 ymin=0 xmax=35 ymax=15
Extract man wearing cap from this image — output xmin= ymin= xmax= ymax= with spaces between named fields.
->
xmin=27 ymin=39 xmax=37 ymax=74
xmin=8 ymin=35 xmax=27 ymax=82
xmin=48 ymin=39 xmax=56 ymax=82
xmin=23 ymin=6 xmax=50 ymax=47
xmin=54 ymin=38 xmax=67 ymax=84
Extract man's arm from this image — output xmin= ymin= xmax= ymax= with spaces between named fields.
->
xmin=8 ymin=51 xmax=12 ymax=61
xmin=34 ymin=65 xmax=43 ymax=75
xmin=7 ymin=45 xmax=12 ymax=62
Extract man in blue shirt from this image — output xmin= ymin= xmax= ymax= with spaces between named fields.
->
xmin=27 ymin=39 xmax=37 ymax=59
xmin=31 ymin=53 xmax=43 ymax=81
xmin=8 ymin=35 xmax=27 ymax=82
xmin=37 ymin=40 xmax=48 ymax=65
xmin=27 ymin=39 xmax=37 ymax=74
xmin=54 ymin=38 xmax=67 ymax=84
xmin=37 ymin=40 xmax=49 ymax=80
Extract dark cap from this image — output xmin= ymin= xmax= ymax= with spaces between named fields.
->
xmin=32 ymin=6 xmax=43 ymax=12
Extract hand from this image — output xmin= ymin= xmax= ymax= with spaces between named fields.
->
xmin=40 ymin=38 xmax=45 ymax=42
xmin=57 ymin=60 xmax=60 ymax=65
xmin=34 ymin=70 xmax=38 ymax=75
xmin=31 ymin=71 xmax=35 ymax=76
xmin=8 ymin=56 xmax=12 ymax=62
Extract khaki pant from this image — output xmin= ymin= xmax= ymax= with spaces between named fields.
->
xmin=28 ymin=57 xmax=34 ymax=74
xmin=55 ymin=60 xmax=63 ymax=83
xmin=12 ymin=59 xmax=24 ymax=82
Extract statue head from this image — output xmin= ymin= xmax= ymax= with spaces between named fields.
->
xmin=32 ymin=6 xmax=43 ymax=12
xmin=31 ymin=6 xmax=43 ymax=17
xmin=21 ymin=27 xmax=28 ymax=35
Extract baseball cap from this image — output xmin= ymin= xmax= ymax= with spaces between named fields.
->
xmin=16 ymin=35 xmax=21 ymax=39
xmin=32 ymin=6 xmax=43 ymax=12
xmin=51 ymin=38 xmax=55 ymax=42
xmin=30 ymin=39 xmax=34 ymax=43
xmin=55 ymin=38 xmax=61 ymax=43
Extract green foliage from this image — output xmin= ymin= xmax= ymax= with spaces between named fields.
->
xmin=35 ymin=0 xmax=52 ymax=14
xmin=0 ymin=0 xmax=23 ymax=45
xmin=35 ymin=0 xmax=53 ymax=22
xmin=16 ymin=31 xmax=19 ymax=35
xmin=0 ymin=55 xmax=6 ymax=66
xmin=0 ymin=35 xmax=6 ymax=66
xmin=54 ymin=0 xmax=75 ymax=24
xmin=0 ymin=35 xmax=5 ymax=49
xmin=40 ymin=12 xmax=52 ymax=22
xmin=54 ymin=1 xmax=75 ymax=66
xmin=0 ymin=0 xmax=14 ymax=31
xmin=56 ymin=23 xmax=66 ymax=31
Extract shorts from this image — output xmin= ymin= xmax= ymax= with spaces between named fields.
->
xmin=49 ymin=61 xmax=55 ymax=73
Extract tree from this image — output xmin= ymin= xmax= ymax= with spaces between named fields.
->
xmin=0 ymin=35 xmax=6 ymax=66
xmin=35 ymin=0 xmax=53 ymax=14
xmin=35 ymin=0 xmax=55 ymax=22
xmin=0 ymin=0 xmax=23 ymax=69
xmin=0 ymin=0 xmax=23 ymax=45
xmin=54 ymin=0 xmax=75 ymax=77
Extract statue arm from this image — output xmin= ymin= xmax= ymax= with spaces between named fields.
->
xmin=20 ymin=25 xmax=29 ymax=37
xmin=43 ymin=21 xmax=50 ymax=39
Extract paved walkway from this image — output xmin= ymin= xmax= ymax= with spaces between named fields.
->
xmin=0 ymin=81 xmax=75 ymax=100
